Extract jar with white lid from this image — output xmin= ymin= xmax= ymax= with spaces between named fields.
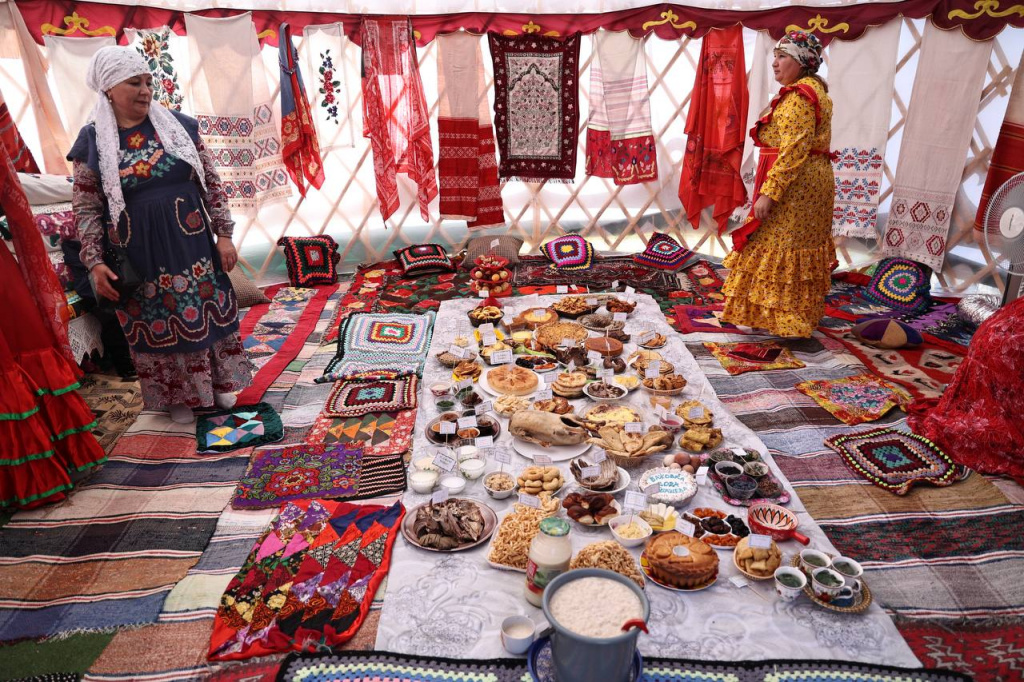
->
xmin=525 ymin=517 xmax=571 ymax=607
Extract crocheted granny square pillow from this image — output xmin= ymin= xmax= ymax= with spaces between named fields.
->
xmin=541 ymin=235 xmax=595 ymax=271
xmin=634 ymin=232 xmax=695 ymax=271
xmin=278 ymin=236 xmax=341 ymax=286
xmin=862 ymin=257 xmax=931 ymax=313
xmin=825 ymin=427 xmax=959 ymax=495
xmin=394 ymin=243 xmax=457 ymax=276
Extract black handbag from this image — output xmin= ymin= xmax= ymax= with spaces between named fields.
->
xmin=101 ymin=215 xmax=142 ymax=300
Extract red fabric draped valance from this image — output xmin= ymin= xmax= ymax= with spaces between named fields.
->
xmin=14 ymin=0 xmax=1024 ymax=48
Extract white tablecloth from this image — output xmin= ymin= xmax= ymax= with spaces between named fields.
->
xmin=376 ymin=294 xmax=919 ymax=667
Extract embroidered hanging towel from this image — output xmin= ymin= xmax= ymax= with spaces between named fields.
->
xmin=436 ymin=32 xmax=504 ymax=228
xmin=125 ymin=26 xmax=187 ymax=112
xmin=678 ymin=26 xmax=748 ymax=234
xmin=975 ymin=49 xmax=1024 ymax=232
xmin=302 ymin=23 xmax=354 ymax=151
xmin=882 ymin=24 xmax=992 ymax=271
xmin=361 ymin=17 xmax=437 ymax=222
xmin=43 ymin=35 xmax=115 ymax=137
xmin=828 ymin=21 xmax=900 ymax=239
xmin=585 ymin=30 xmax=656 ymax=186
xmin=731 ymin=31 xmax=778 ymax=224
xmin=185 ymin=12 xmax=292 ymax=215
xmin=279 ymin=23 xmax=325 ymax=197
xmin=0 ymin=90 xmax=39 ymax=173
xmin=489 ymin=32 xmax=581 ymax=183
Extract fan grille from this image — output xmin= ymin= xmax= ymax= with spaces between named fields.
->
xmin=984 ymin=172 xmax=1024 ymax=276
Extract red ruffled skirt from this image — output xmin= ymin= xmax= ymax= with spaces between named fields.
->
xmin=1 ymin=248 xmax=106 ymax=509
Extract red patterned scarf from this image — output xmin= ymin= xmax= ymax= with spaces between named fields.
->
xmin=361 ymin=18 xmax=437 ymax=222
xmin=678 ymin=26 xmax=747 ymax=234
xmin=279 ymin=22 xmax=324 ymax=197
xmin=489 ymin=32 xmax=581 ymax=183
xmin=0 ymin=95 xmax=39 ymax=174
xmin=436 ymin=32 xmax=503 ymax=228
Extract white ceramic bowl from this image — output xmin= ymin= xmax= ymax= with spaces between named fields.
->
xmin=409 ymin=470 xmax=438 ymax=494
xmin=439 ymin=475 xmax=466 ymax=495
xmin=413 ymin=457 xmax=441 ymax=473
xmin=608 ymin=515 xmax=653 ymax=548
xmin=460 ymin=458 xmax=487 ymax=480
xmin=483 ymin=469 xmax=517 ymax=499
xmin=582 ymin=381 xmax=628 ymax=403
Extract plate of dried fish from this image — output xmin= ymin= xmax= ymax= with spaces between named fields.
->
xmin=401 ymin=498 xmax=498 ymax=552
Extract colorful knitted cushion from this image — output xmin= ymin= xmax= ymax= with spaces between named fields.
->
xmin=278 ymin=236 xmax=341 ymax=286
xmin=825 ymin=428 xmax=959 ymax=495
xmin=196 ymin=402 xmax=284 ymax=452
xmin=540 ymin=235 xmax=595 ymax=271
xmin=704 ymin=341 xmax=806 ymax=376
xmin=796 ymin=373 xmax=913 ymax=426
xmin=853 ymin=318 xmax=923 ymax=349
xmin=324 ymin=376 xmax=419 ymax=418
xmin=862 ymin=257 xmax=931 ymax=313
xmin=394 ymin=243 xmax=456 ymax=275
xmin=464 ymin=235 xmax=523 ymax=268
xmin=634 ymin=232 xmax=695 ymax=271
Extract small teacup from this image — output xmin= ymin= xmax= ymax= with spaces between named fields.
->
xmin=811 ymin=567 xmax=845 ymax=602
xmin=831 ymin=556 xmax=863 ymax=589
xmin=773 ymin=567 xmax=807 ymax=601
xmin=832 ymin=586 xmax=857 ymax=608
xmin=501 ymin=615 xmax=536 ymax=655
xmin=799 ymin=549 xmax=831 ymax=575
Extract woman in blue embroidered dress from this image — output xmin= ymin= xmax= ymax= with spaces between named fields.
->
xmin=70 ymin=47 xmax=253 ymax=424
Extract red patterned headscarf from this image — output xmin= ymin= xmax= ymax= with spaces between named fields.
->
xmin=774 ymin=31 xmax=824 ymax=73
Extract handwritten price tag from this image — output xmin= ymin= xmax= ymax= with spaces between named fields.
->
xmin=439 ymin=421 xmax=456 ymax=435
xmin=448 ymin=345 xmax=468 ymax=359
xmin=677 ymin=519 xmax=696 ymax=537
xmin=624 ymin=286 xmax=636 ymax=296
xmin=482 ymin=333 xmax=497 ymax=347
xmin=587 ymin=351 xmax=602 ymax=362
xmin=613 ymin=312 xmax=627 ymax=323
xmin=489 ymin=350 xmax=513 ymax=365
xmin=749 ymin=534 xmax=773 ymax=549
xmin=536 ymin=388 xmax=553 ymax=401
xmin=457 ymin=416 xmax=478 ymax=429
xmin=494 ymin=449 xmax=512 ymax=464
xmin=479 ymin=323 xmax=495 ymax=335
xmin=556 ymin=285 xmax=569 ymax=294
xmin=490 ymin=238 xmax=501 ymax=248
xmin=518 ymin=493 xmax=541 ymax=508
xmin=478 ymin=289 xmax=490 ymax=298
xmin=592 ymin=450 xmax=607 ymax=463
xmin=624 ymin=422 xmax=645 ymax=433
xmin=730 ymin=575 xmax=750 ymax=589
xmin=623 ymin=490 xmax=647 ymax=512
xmin=598 ymin=369 xmax=615 ymax=381
xmin=475 ymin=435 xmax=494 ymax=448
xmin=502 ymin=316 xmax=514 ymax=327
xmin=456 ymin=379 xmax=474 ymax=390
xmin=474 ymin=401 xmax=492 ymax=415
xmin=586 ymin=298 xmax=598 ymax=306
xmin=732 ymin=448 xmax=748 ymax=459
xmin=431 ymin=489 xmax=449 ymax=504
xmin=534 ymin=454 xmax=553 ymax=466
xmin=432 ymin=452 xmax=456 ymax=472
xmin=580 ymin=465 xmax=602 ymax=479
xmin=689 ymin=406 xmax=705 ymax=420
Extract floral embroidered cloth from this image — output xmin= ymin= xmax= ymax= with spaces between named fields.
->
xmin=704 ymin=340 xmax=806 ymax=375
xmin=208 ymin=499 xmax=405 ymax=660
xmin=232 ymin=442 xmax=362 ymax=509
xmin=323 ymin=376 xmax=419 ymax=418
xmin=489 ymin=32 xmax=581 ymax=182
xmin=307 ymin=409 xmax=416 ymax=456
xmin=796 ymin=373 xmax=913 ymax=426
xmin=196 ymin=402 xmax=284 ymax=452
xmin=825 ymin=427 xmax=960 ymax=495
xmin=320 ymin=311 xmax=435 ymax=383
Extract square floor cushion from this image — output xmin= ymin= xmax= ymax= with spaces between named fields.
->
xmin=540 ymin=234 xmax=595 ymax=271
xmin=463 ymin=234 xmax=523 ymax=269
xmin=862 ymin=257 xmax=932 ymax=313
xmin=393 ymin=243 xmax=457 ymax=276
xmin=278 ymin=235 xmax=341 ymax=286
xmin=633 ymin=232 xmax=695 ymax=271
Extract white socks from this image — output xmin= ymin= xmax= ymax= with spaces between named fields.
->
xmin=214 ymin=392 xmax=238 ymax=410
xmin=168 ymin=404 xmax=195 ymax=424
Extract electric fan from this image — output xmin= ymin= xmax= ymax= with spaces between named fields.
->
xmin=982 ymin=172 xmax=1024 ymax=304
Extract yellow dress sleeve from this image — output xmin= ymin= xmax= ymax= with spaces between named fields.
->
xmin=759 ymin=91 xmax=817 ymax=203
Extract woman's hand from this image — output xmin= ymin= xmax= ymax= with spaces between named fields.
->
xmin=90 ymin=263 xmax=120 ymax=302
xmin=216 ymin=238 xmax=238 ymax=272
xmin=753 ymin=194 xmax=775 ymax=221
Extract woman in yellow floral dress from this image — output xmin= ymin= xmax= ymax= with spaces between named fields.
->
xmin=721 ymin=31 xmax=835 ymax=338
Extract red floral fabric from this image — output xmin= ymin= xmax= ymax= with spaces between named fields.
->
xmin=908 ymin=297 xmax=1024 ymax=481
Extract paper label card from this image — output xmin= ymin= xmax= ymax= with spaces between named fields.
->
xmin=457 ymin=416 xmax=478 ymax=429
xmin=556 ymin=285 xmax=569 ymax=294
xmin=649 ymin=361 xmax=662 ymax=374
xmin=613 ymin=312 xmax=627 ymax=323
xmin=502 ymin=317 xmax=513 ymax=327
xmin=475 ymin=435 xmax=494 ymax=448
xmin=518 ymin=493 xmax=541 ymax=508
xmin=432 ymin=453 xmax=456 ymax=472
xmin=592 ymin=450 xmax=607 ymax=463
xmin=457 ymin=379 xmax=474 ymax=390
xmin=536 ymin=388 xmax=553 ymax=401
xmin=482 ymin=333 xmax=497 ymax=347
xmin=624 ymin=286 xmax=635 ymax=296
xmin=586 ymin=298 xmax=598 ymax=306
xmin=677 ymin=520 xmax=696 ymax=537
xmin=560 ymin=338 xmax=575 ymax=348
xmin=645 ymin=367 xmax=660 ymax=380
xmin=749 ymin=534 xmax=773 ymax=549
xmin=624 ymin=422 xmax=645 ymax=433
xmin=588 ymin=351 xmax=602 ymax=362
xmin=623 ymin=491 xmax=647 ymax=511
xmin=494 ymin=449 xmax=512 ymax=464
xmin=566 ymin=361 xmax=576 ymax=373
xmin=580 ymin=465 xmax=602 ymax=479
xmin=730 ymin=576 xmax=750 ymax=589
xmin=474 ymin=401 xmax=493 ymax=415
xmin=479 ymin=323 xmax=495 ymax=335
xmin=638 ymin=331 xmax=656 ymax=345
xmin=439 ymin=421 xmax=457 ymax=435
xmin=490 ymin=350 xmax=513 ymax=365
xmin=696 ymin=466 xmax=709 ymax=485
xmin=534 ymin=454 xmax=553 ymax=466
xmin=478 ymin=289 xmax=489 ymax=298
xmin=448 ymin=345 xmax=468 ymax=358
xmin=544 ymin=373 xmax=558 ymax=384
xmin=490 ymin=238 xmax=500 ymax=248
xmin=598 ymin=369 xmax=615 ymax=381
xmin=431 ymin=489 xmax=449 ymax=504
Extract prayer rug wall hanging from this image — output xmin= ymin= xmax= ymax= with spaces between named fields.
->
xmin=208 ymin=499 xmax=405 ymax=660
xmin=488 ymin=32 xmax=581 ymax=182
xmin=323 ymin=376 xmax=419 ymax=418
xmin=276 ymin=649 xmax=972 ymax=682
xmin=586 ymin=30 xmax=657 ymax=185
xmin=825 ymin=427 xmax=960 ymax=495
xmin=796 ymin=373 xmax=913 ymax=426
xmin=704 ymin=340 xmax=806 ymax=376
xmin=196 ymin=402 xmax=283 ymax=452
xmin=320 ymin=311 xmax=435 ymax=383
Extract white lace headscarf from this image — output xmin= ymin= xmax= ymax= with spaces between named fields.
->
xmin=86 ymin=46 xmax=206 ymax=225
